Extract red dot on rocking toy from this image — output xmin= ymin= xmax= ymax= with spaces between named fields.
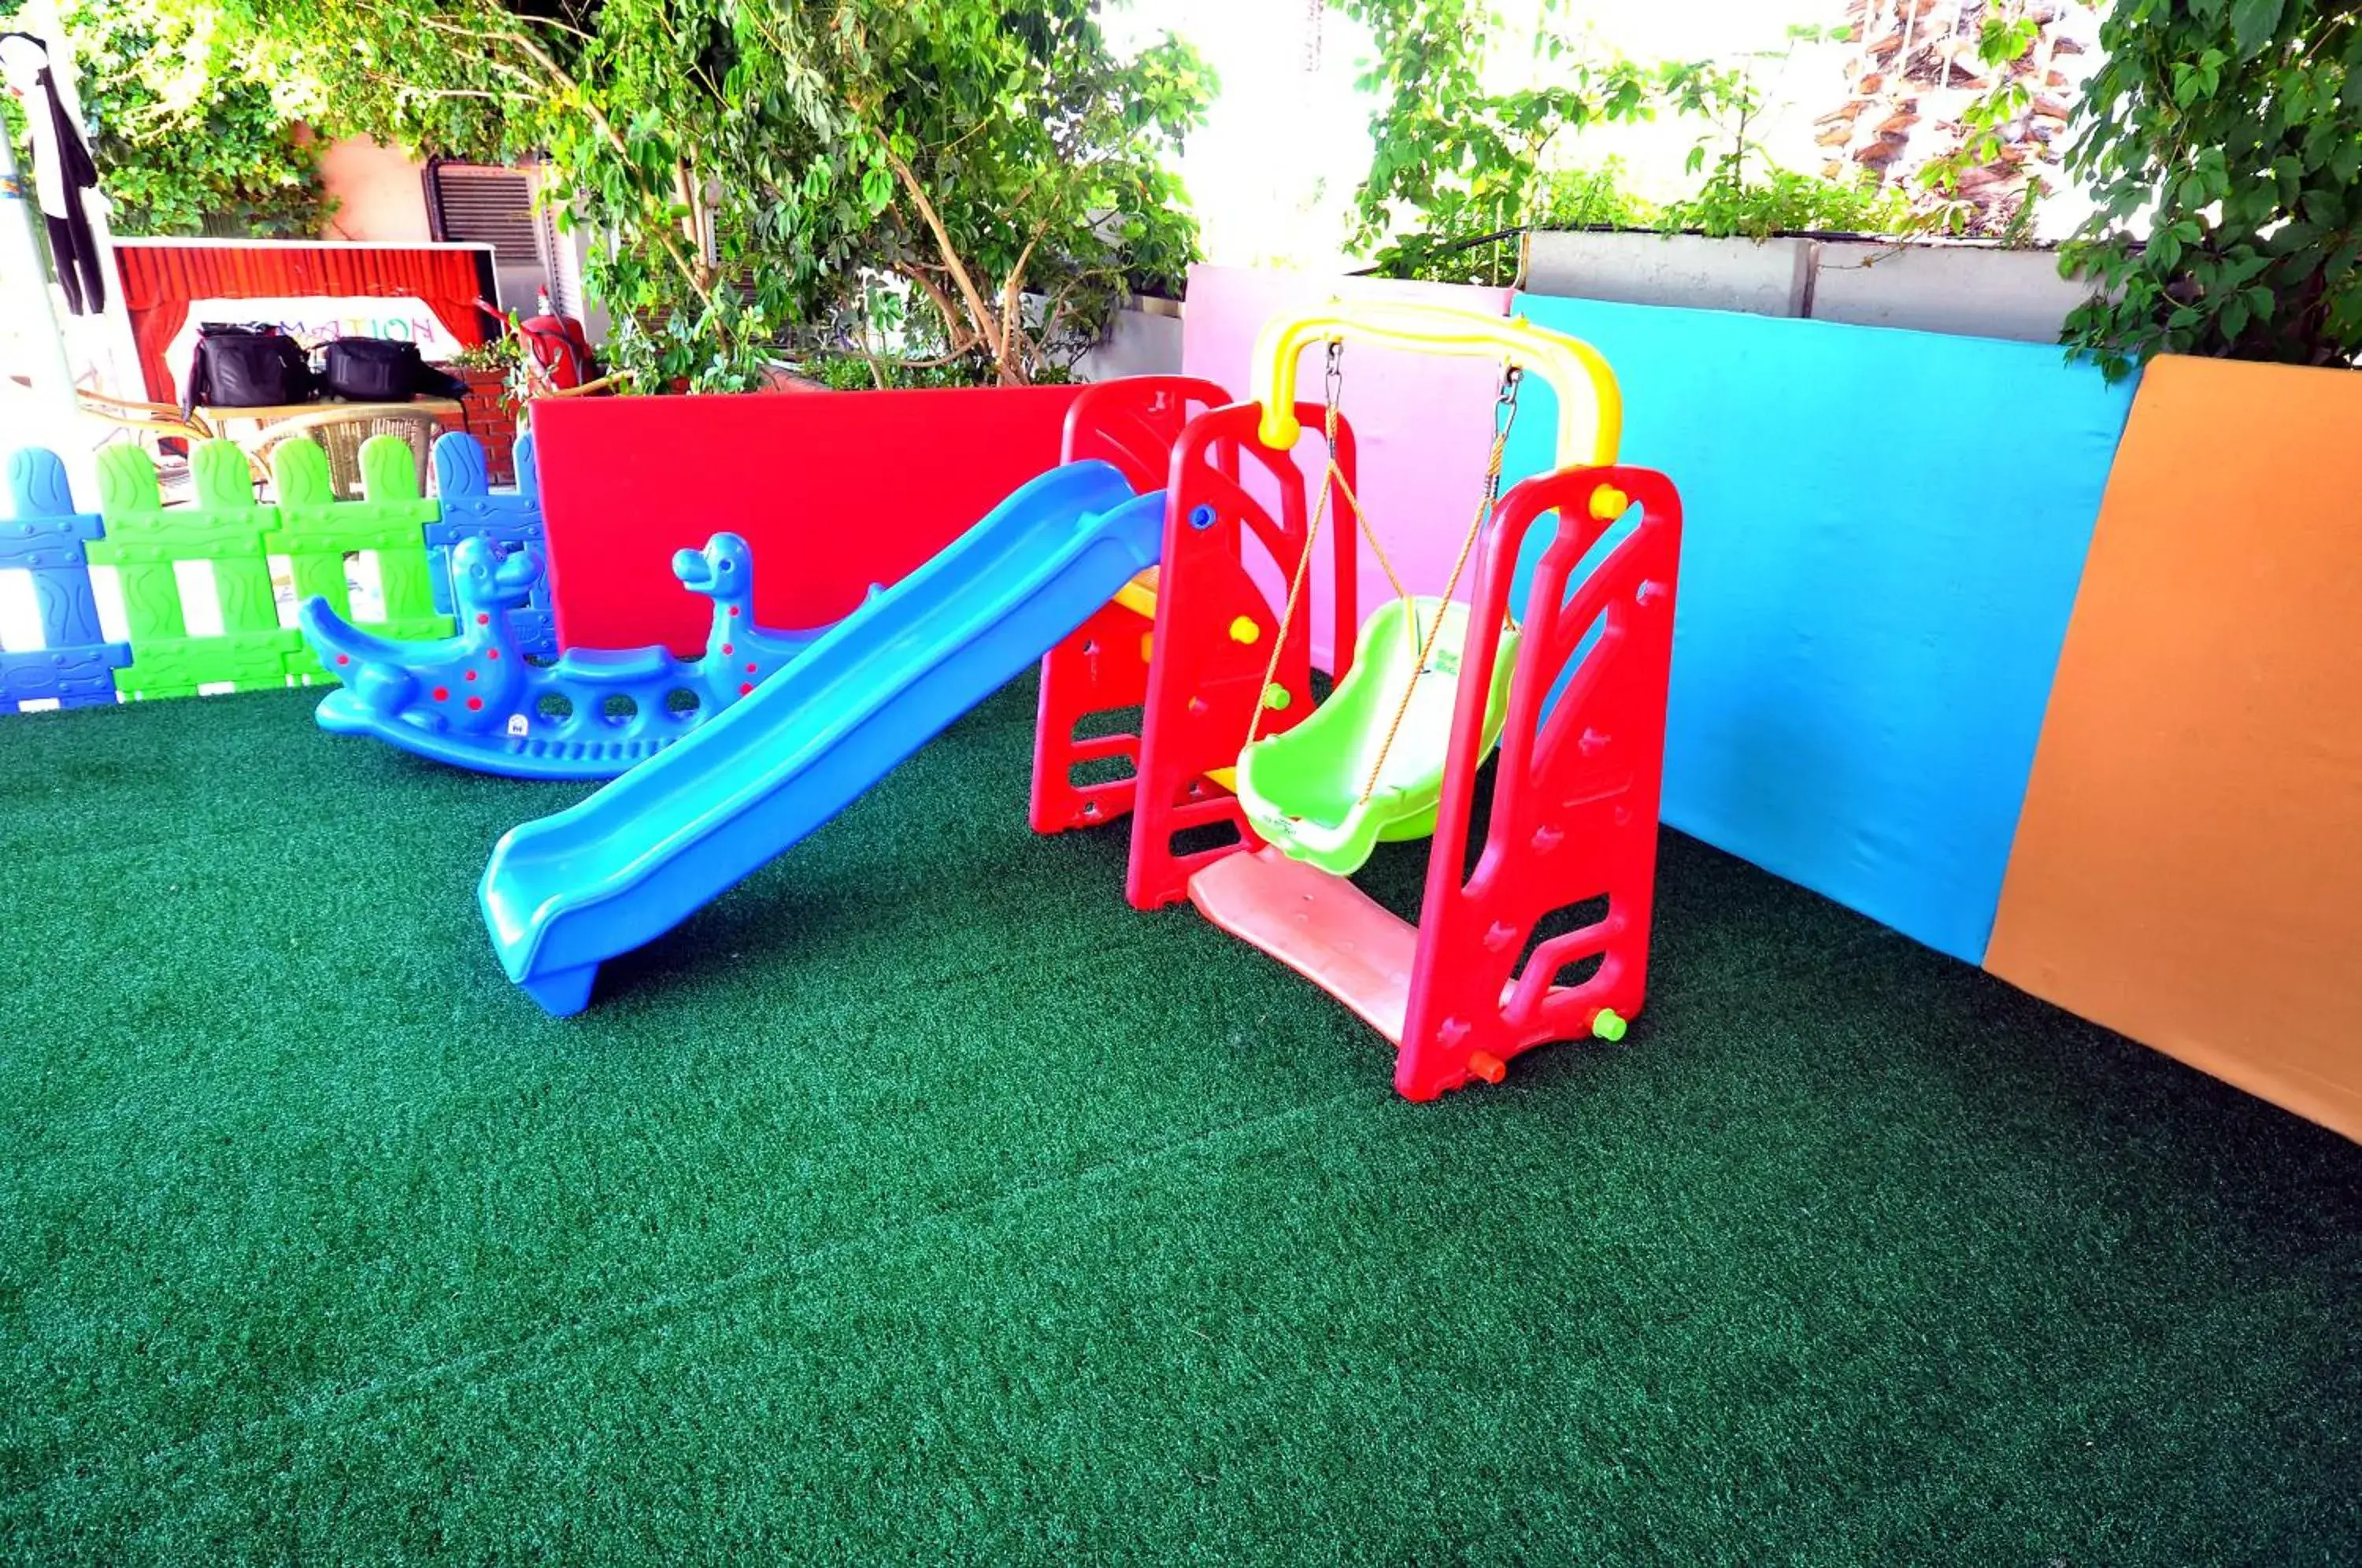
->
xmin=739 ymin=682 xmax=753 ymax=695
xmin=487 ymin=649 xmax=500 ymax=660
xmin=476 ymin=613 xmax=490 ymax=625
xmin=335 ymin=654 xmax=350 ymax=666
xmin=728 ymin=605 xmax=740 ymax=617
xmin=431 ymin=686 xmax=449 ymax=701
xmin=464 ymin=670 xmax=477 ymax=681
xmin=466 ymin=696 xmax=483 ymax=711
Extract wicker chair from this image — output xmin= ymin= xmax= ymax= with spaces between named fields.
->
xmin=235 ymin=407 xmax=443 ymax=498
xmin=72 ymin=390 xmax=221 ymax=494
xmin=74 ymin=390 xmax=219 ymax=444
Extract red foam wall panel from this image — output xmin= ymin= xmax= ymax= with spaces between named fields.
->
xmin=531 ymin=386 xmax=1086 ymax=655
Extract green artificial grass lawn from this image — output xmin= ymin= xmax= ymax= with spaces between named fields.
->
xmin=1 ymin=682 xmax=2356 ymax=1566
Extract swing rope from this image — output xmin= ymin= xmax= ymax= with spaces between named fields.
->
xmin=1355 ymin=364 xmax=1523 ymax=805
xmin=1244 ymin=342 xmax=1416 ymax=753
xmin=1241 ymin=346 xmax=1527 ymax=812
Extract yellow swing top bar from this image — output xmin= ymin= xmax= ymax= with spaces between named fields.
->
xmin=1248 ymin=299 xmax=1625 ymax=472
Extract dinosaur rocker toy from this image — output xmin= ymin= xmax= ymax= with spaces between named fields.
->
xmin=298 ymin=534 xmax=831 ymax=779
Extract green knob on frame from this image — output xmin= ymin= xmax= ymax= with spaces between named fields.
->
xmin=1592 ymin=1008 xmax=1627 ymax=1043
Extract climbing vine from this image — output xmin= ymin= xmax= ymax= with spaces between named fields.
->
xmin=1916 ymin=4 xmax=2049 ymax=237
xmin=2063 ymin=0 xmax=2362 ymax=377
xmin=27 ymin=0 xmax=333 ymax=237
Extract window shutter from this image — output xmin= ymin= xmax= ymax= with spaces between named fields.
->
xmin=430 ymin=165 xmax=540 ymax=264
xmin=428 ymin=162 xmax=554 ymax=314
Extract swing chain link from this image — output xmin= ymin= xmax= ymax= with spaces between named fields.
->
xmin=1494 ymin=365 xmax=1523 ymax=433
xmin=1483 ymin=367 xmax=1524 ymax=506
xmin=1323 ymin=338 xmax=1345 ymax=417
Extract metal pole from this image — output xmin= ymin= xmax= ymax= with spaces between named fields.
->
xmin=27 ymin=0 xmax=141 ymax=401
xmin=0 ymin=107 xmax=82 ymax=466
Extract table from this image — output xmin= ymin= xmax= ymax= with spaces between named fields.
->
xmin=197 ymin=398 xmax=467 ymax=439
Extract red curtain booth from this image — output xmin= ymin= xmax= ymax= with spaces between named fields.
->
xmin=113 ymin=239 xmax=495 ymax=407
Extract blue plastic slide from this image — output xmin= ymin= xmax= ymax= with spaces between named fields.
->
xmin=479 ymin=460 xmax=1165 ymax=1015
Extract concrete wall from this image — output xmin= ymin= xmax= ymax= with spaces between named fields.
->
xmin=1523 ymin=229 xmax=2105 ymax=345
xmin=317 ymin=139 xmax=431 ymax=243
xmin=1526 ymin=231 xmax=1815 ymax=318
xmin=1810 ymin=242 xmax=2101 ymax=342
xmin=1076 ymin=301 xmax=1184 ymax=382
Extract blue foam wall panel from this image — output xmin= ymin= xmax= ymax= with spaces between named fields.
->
xmin=1502 ymin=295 xmax=2137 ymax=963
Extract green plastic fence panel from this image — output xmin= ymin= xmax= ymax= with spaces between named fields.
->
xmin=84 ymin=440 xmax=300 ymax=698
xmin=265 ymin=435 xmax=450 ymax=680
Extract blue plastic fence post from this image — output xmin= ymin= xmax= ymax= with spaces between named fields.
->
xmin=428 ymin=431 xmax=553 ymax=656
xmin=0 ymin=448 xmax=130 ymax=710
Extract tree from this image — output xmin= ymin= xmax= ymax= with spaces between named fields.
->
xmin=1654 ymin=24 xmax=1914 ymax=242
xmin=186 ymin=0 xmax=1212 ymax=388
xmin=1337 ymin=0 xmax=1683 ymax=278
xmin=0 ymin=0 xmax=331 ymax=237
xmin=2063 ymin=0 xmax=2362 ymax=378
xmin=1337 ymin=0 xmax=1908 ymax=276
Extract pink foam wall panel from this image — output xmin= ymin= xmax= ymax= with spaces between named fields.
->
xmin=1179 ymin=266 xmax=1514 ymax=664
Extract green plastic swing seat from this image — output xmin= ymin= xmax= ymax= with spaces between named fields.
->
xmin=1235 ymin=595 xmax=1522 ymax=877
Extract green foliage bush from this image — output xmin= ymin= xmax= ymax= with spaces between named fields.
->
xmin=2064 ymin=0 xmax=2362 ymax=377
xmin=1344 ymin=7 xmax=1915 ymax=280
xmin=1535 ymin=161 xmax=1660 ymax=231
xmin=1338 ymin=0 xmax=1687 ymax=279
xmin=1658 ymin=166 xmax=1912 ymax=241
xmin=2 ymin=0 xmax=330 ymax=238
xmin=192 ymin=0 xmax=1211 ymax=391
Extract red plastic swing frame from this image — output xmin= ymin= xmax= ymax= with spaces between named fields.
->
xmin=1036 ymin=380 xmax=1682 ymax=1100
xmin=1031 ymin=377 xmax=1358 ymax=909
xmin=1029 ymin=376 xmax=1241 ymax=838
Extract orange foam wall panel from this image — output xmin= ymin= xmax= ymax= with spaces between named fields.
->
xmin=1986 ymin=355 xmax=2362 ymax=1142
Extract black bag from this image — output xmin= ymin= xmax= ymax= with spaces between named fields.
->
xmin=317 ymin=337 xmax=425 ymax=401
xmin=415 ymin=359 xmax=471 ymax=401
xmin=316 ymin=336 xmax=472 ymax=403
xmin=181 ymin=324 xmax=313 ymax=418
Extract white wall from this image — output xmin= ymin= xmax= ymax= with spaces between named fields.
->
xmin=316 ymin=139 xmax=433 ymax=244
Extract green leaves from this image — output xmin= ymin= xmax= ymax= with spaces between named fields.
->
xmin=1978 ymin=14 xmax=2042 ymax=66
xmin=136 ymin=0 xmax=1207 ymax=389
xmin=2231 ymin=0 xmax=2288 ymax=58
xmin=1661 ymin=165 xmax=1912 ymax=242
xmin=59 ymin=0 xmax=332 ymax=237
xmin=1342 ymin=0 xmax=1757 ymax=275
xmin=2060 ymin=0 xmax=2362 ymax=378
xmin=2065 ymin=0 xmax=2362 ymax=376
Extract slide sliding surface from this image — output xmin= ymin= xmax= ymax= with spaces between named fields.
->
xmin=479 ymin=461 xmax=1165 ymax=1015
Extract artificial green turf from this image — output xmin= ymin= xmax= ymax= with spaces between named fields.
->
xmin=1 ymin=682 xmax=2356 ymax=1566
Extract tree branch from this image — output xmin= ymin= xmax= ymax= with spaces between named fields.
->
xmin=424 ymin=15 xmax=715 ymax=305
xmin=886 ymin=148 xmax=1003 ymax=361
xmin=896 ymin=264 xmax=983 ymax=358
xmin=994 ymin=220 xmax=1053 ymax=384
